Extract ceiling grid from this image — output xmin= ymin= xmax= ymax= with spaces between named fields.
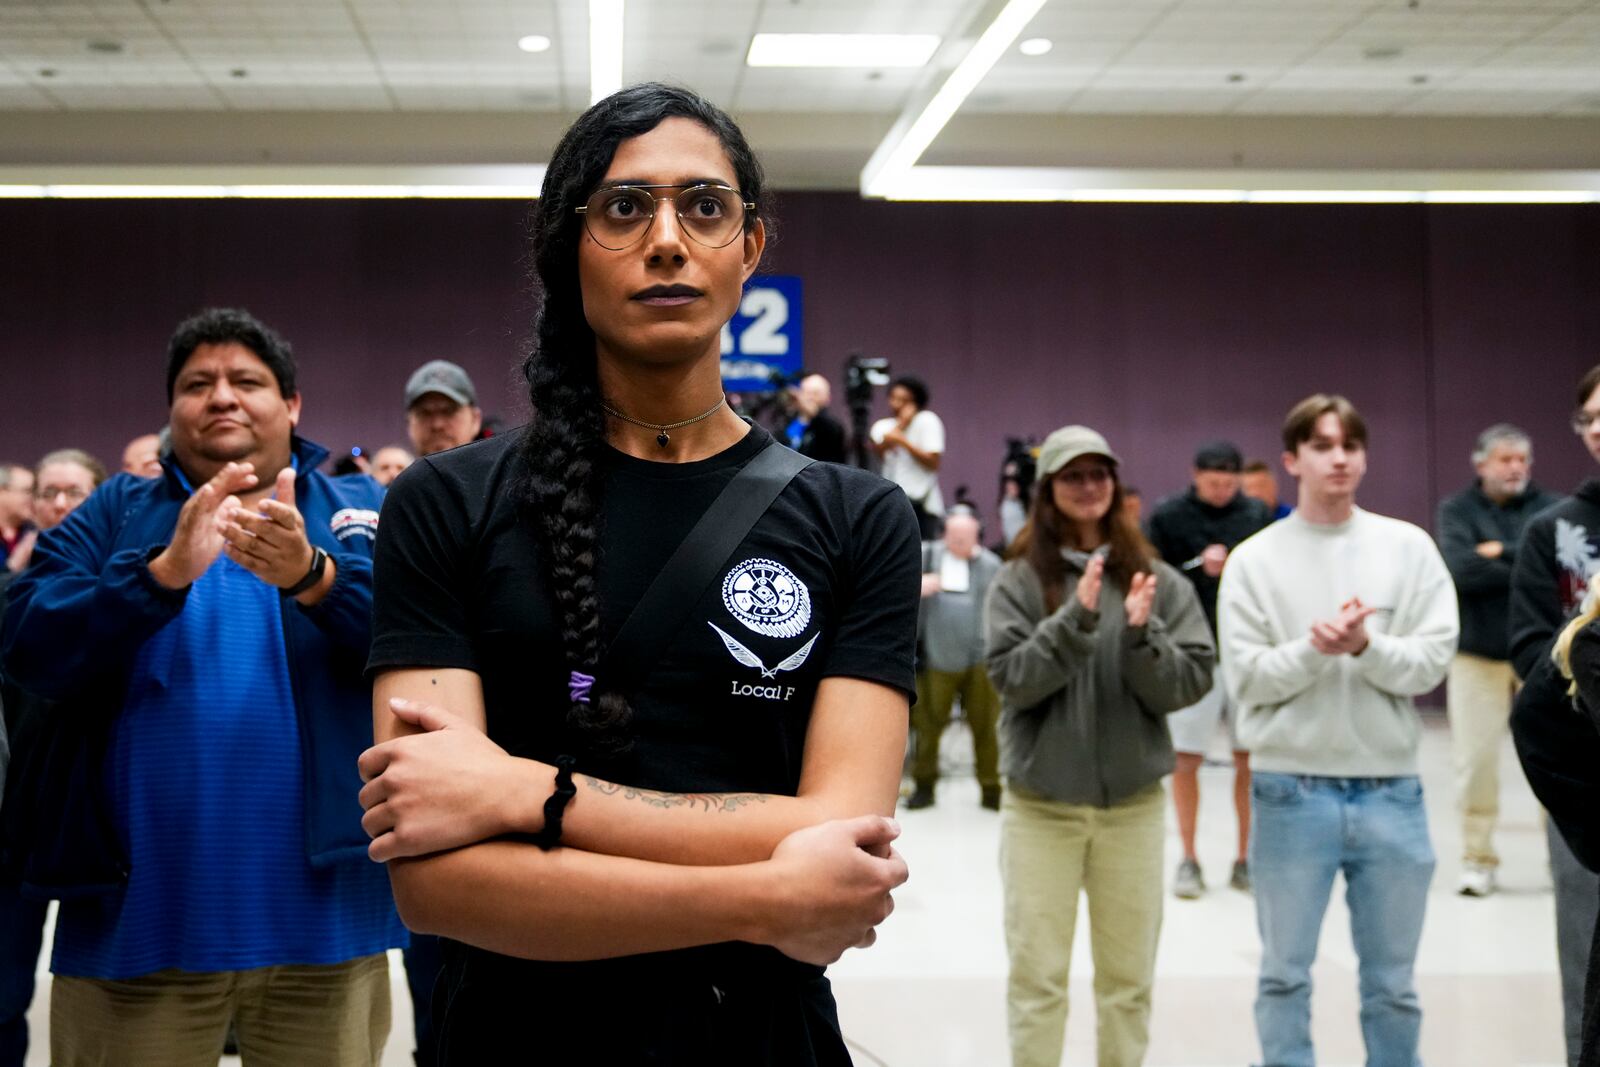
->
xmin=0 ymin=0 xmax=1595 ymax=194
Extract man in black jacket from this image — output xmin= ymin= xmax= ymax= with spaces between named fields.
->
xmin=1148 ymin=440 xmax=1271 ymax=898
xmin=1510 ymin=364 xmax=1600 ymax=1067
xmin=1437 ymin=424 xmax=1561 ymax=897
xmin=785 ymin=374 xmax=848 ymax=464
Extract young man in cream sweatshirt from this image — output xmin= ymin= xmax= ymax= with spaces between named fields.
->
xmin=1218 ymin=394 xmax=1458 ymax=1067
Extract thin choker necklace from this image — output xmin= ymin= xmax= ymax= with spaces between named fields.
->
xmin=602 ymin=395 xmax=727 ymax=448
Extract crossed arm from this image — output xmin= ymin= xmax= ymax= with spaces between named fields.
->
xmin=360 ymin=668 xmax=909 ymax=963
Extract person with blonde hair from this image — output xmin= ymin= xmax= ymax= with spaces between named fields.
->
xmin=1509 ymin=363 xmax=1600 ymax=1067
xmin=1546 ymin=576 xmax=1600 ymax=1067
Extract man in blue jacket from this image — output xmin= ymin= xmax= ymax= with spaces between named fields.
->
xmin=0 ymin=308 xmax=404 ymax=1066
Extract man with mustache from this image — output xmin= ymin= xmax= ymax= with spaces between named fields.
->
xmin=1 ymin=308 xmax=403 ymax=1065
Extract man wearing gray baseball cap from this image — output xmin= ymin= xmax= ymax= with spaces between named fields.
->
xmin=405 ymin=360 xmax=482 ymax=458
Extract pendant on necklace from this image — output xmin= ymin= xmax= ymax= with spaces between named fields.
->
xmin=657 ymin=431 xmax=670 ymax=448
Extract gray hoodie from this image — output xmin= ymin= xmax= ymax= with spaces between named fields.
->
xmin=985 ymin=551 xmax=1215 ymax=806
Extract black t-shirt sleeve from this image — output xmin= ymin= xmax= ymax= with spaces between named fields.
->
xmin=820 ymin=485 xmax=921 ymax=700
xmin=367 ymin=458 xmax=480 ymax=675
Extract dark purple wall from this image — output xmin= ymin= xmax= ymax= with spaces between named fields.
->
xmin=3 ymin=195 xmax=1596 ymax=529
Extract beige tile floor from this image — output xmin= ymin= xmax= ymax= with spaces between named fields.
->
xmin=23 ymin=714 xmax=1567 ymax=1066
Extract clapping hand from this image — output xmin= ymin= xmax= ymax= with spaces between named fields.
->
xmin=1076 ymin=554 xmax=1105 ymax=612
xmin=147 ymin=462 xmax=259 ymax=589
xmin=1124 ymin=571 xmax=1158 ymax=627
xmin=1310 ymin=597 xmax=1376 ymax=656
xmin=216 ymin=467 xmax=316 ymax=589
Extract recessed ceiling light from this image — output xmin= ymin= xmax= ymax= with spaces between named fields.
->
xmin=1362 ymin=44 xmax=1404 ymax=61
xmin=87 ymin=39 xmax=124 ymax=54
xmin=746 ymin=34 xmax=940 ymax=68
xmin=517 ymin=34 xmax=552 ymax=54
xmin=230 ymin=68 xmax=248 ymax=78
xmin=1018 ymin=38 xmax=1052 ymax=57
xmin=1227 ymin=71 xmax=1246 ymax=83
xmin=38 ymin=68 xmax=56 ymax=78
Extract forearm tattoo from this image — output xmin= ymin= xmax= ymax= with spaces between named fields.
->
xmin=582 ymin=777 xmax=770 ymax=813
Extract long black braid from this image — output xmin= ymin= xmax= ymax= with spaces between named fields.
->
xmin=517 ymin=83 xmax=768 ymax=755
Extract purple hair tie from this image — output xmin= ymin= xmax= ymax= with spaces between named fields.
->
xmin=568 ymin=671 xmax=595 ymax=705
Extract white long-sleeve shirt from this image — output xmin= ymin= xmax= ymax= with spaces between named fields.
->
xmin=1217 ymin=507 xmax=1459 ymax=777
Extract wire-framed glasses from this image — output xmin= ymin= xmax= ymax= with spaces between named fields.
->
xmin=575 ymin=184 xmax=754 ymax=250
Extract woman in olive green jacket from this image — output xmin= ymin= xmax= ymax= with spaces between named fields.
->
xmin=985 ymin=425 xmax=1213 ymax=1067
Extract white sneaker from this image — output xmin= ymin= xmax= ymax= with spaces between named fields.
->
xmin=1458 ymin=864 xmax=1496 ymax=897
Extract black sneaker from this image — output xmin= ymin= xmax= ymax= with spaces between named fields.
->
xmin=980 ymin=785 xmax=1002 ymax=811
xmin=1230 ymin=859 xmax=1251 ymax=893
xmin=905 ymin=784 xmax=936 ymax=810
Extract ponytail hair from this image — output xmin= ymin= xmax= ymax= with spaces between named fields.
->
xmin=517 ymin=83 xmax=767 ymax=755
xmin=1554 ymin=573 xmax=1600 ymax=700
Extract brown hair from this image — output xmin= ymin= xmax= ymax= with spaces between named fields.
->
xmin=36 ymin=448 xmax=107 ymax=488
xmin=1009 ymin=465 xmax=1156 ymax=612
xmin=1242 ymin=459 xmax=1272 ymax=475
xmin=1577 ymin=364 xmax=1600 ymax=409
xmin=1281 ymin=394 xmax=1367 ymax=454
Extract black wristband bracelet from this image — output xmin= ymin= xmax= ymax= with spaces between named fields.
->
xmin=282 ymin=545 xmax=328 ymax=598
xmin=532 ymin=755 xmax=578 ymax=851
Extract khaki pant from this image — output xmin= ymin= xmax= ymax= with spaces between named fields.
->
xmin=51 ymin=954 xmax=391 ymax=1067
xmin=1447 ymin=652 xmax=1517 ymax=868
xmin=1001 ymin=781 xmax=1165 ymax=1067
xmin=913 ymin=665 xmax=1001 ymax=788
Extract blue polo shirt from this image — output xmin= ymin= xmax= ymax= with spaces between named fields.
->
xmin=52 ymin=552 xmax=400 ymax=979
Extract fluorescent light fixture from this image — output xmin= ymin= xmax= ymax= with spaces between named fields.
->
xmin=1070 ymin=188 xmax=1245 ymax=203
xmin=49 ymin=185 xmax=230 ymax=198
xmin=517 ymin=34 xmax=552 ymax=54
xmin=1250 ymin=190 xmax=1422 ymax=204
xmin=589 ymin=0 xmax=624 ymax=104
xmin=1018 ymin=37 xmax=1052 ymax=57
xmin=866 ymin=159 xmax=1600 ymax=204
xmin=0 ymin=164 xmax=551 ymax=198
xmin=745 ymin=33 xmax=940 ymax=68
xmin=861 ymin=0 xmax=1048 ymax=196
xmin=8 ymin=185 xmax=544 ymax=199
xmin=409 ymin=185 xmax=546 ymax=199
xmin=1424 ymin=189 xmax=1595 ymax=204
xmin=232 ymin=185 xmax=414 ymax=199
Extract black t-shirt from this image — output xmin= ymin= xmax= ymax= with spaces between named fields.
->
xmin=369 ymin=422 xmax=920 ymax=1065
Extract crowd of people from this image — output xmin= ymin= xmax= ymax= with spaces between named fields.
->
xmin=0 ymin=80 xmax=1596 ymax=1067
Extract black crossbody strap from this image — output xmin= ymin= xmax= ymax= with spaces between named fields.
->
xmin=598 ymin=440 xmax=813 ymax=700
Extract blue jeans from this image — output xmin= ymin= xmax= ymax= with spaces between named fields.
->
xmin=1250 ymin=773 xmax=1435 ymax=1067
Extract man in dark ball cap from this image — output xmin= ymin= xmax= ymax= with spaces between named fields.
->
xmin=1148 ymin=439 xmax=1272 ymax=899
xmin=405 ymin=360 xmax=482 ymax=458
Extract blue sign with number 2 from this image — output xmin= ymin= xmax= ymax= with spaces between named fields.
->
xmin=720 ymin=275 xmax=802 ymax=393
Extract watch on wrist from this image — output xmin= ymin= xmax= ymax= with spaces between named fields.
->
xmin=283 ymin=545 xmax=329 ymax=597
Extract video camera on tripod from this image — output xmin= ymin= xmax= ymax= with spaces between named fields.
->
xmin=843 ymin=352 xmax=891 ymax=469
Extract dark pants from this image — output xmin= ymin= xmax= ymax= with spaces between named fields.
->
xmin=404 ymin=934 xmax=446 ymax=1067
xmin=0 ymin=884 xmax=48 ymax=1067
xmin=1553 ymin=821 xmax=1599 ymax=1067
xmin=913 ymin=666 xmax=1000 ymax=789
xmin=910 ymin=499 xmax=943 ymax=542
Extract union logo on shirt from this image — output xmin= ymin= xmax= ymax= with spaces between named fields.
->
xmin=330 ymin=508 xmax=379 ymax=542
xmin=721 ymin=557 xmax=811 ymax=639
